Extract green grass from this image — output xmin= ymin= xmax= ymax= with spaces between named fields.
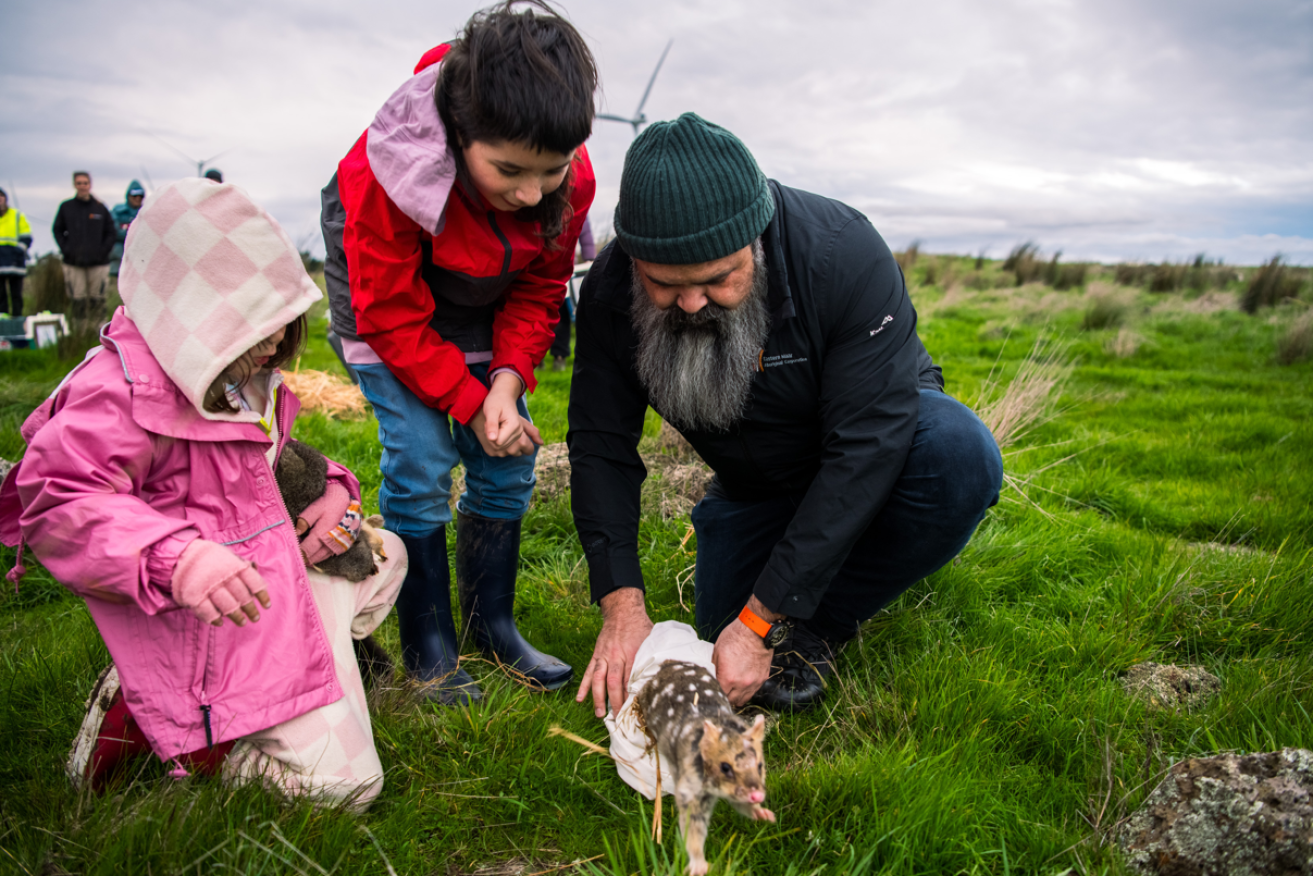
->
xmin=1 ymin=273 xmax=1310 ymax=875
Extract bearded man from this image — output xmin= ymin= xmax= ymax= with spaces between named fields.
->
xmin=568 ymin=113 xmax=1003 ymax=715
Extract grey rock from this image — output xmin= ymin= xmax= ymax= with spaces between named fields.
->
xmin=1118 ymin=748 xmax=1313 ymax=875
xmin=1122 ymin=662 xmax=1221 ymax=711
xmin=0 ymin=458 xmax=11 ymax=482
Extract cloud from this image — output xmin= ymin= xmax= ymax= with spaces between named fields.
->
xmin=2 ymin=0 xmax=1310 ymax=265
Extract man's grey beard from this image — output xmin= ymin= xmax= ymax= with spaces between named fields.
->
xmin=631 ymin=240 xmax=771 ymax=433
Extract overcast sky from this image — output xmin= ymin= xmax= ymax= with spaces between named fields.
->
xmin=3 ymin=0 xmax=1311 ymax=265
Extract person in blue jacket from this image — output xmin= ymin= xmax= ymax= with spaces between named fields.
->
xmin=109 ymin=180 xmax=146 ymax=278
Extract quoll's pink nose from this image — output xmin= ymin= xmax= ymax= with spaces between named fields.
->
xmin=749 ymin=790 xmax=765 ymax=804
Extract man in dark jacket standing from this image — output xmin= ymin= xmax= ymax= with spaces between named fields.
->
xmin=569 ymin=114 xmax=1003 ymax=715
xmin=52 ymin=171 xmax=116 ymax=328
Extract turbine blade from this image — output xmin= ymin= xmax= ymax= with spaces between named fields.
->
xmin=633 ymin=38 xmax=673 ymax=117
xmin=151 ymin=132 xmax=200 ymax=167
xmin=597 ymin=113 xmax=636 ymax=123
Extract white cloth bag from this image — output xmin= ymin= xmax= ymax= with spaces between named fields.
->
xmin=605 ymin=620 xmax=717 ymax=799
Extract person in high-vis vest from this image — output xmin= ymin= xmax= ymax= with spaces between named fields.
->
xmin=0 ymin=188 xmax=33 ymax=316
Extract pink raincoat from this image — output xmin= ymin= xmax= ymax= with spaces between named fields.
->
xmin=0 ymin=179 xmax=352 ymax=761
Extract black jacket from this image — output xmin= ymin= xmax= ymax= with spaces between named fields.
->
xmin=52 ymin=196 xmax=116 ymax=267
xmin=567 ymin=182 xmax=943 ymax=618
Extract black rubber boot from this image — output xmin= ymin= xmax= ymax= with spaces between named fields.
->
xmin=455 ymin=512 xmax=572 ymax=691
xmin=394 ymin=529 xmax=481 ymax=705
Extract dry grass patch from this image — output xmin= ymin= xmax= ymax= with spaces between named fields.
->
xmin=1146 ymin=289 xmax=1238 ymax=316
xmin=520 ymin=433 xmax=712 ymax=519
xmin=1081 ymin=282 xmax=1137 ymax=331
xmin=1276 ymin=308 xmax=1313 ymax=365
xmin=1107 ymin=327 xmax=1142 ymax=359
xmin=282 ymin=368 xmax=369 ymax=419
xmin=974 ymin=337 xmax=1074 ymax=450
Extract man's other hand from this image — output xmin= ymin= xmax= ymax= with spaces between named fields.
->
xmin=712 ymin=612 xmax=775 ymax=707
xmin=577 ymin=587 xmax=653 ymax=718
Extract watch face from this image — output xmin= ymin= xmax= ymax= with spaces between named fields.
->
xmin=764 ymin=622 xmax=792 ymax=649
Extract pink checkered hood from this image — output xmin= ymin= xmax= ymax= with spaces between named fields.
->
xmin=117 ymin=177 xmax=322 ymax=419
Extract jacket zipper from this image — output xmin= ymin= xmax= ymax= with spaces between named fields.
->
xmin=198 ymin=622 xmax=216 ymax=748
xmin=196 ymin=387 xmax=297 ymax=751
xmin=486 ymin=211 xmax=513 ymax=277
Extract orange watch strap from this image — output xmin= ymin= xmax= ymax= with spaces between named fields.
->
xmin=738 ymin=604 xmax=773 ymax=639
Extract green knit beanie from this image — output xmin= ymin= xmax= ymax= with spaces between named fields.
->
xmin=614 ymin=113 xmax=775 ymax=264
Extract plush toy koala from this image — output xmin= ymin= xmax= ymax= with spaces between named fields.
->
xmin=275 ymin=439 xmax=384 ymax=583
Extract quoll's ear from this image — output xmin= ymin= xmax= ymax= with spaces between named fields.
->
xmin=749 ymin=714 xmax=767 ymax=743
xmin=699 ymin=720 xmax=722 ymax=756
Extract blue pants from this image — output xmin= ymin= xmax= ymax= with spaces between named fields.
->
xmin=692 ymin=390 xmax=1003 ymax=642
xmin=353 ymin=362 xmax=537 ymax=537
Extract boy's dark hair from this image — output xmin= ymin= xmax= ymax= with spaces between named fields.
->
xmin=72 ymin=171 xmax=91 ymax=182
xmin=436 ymin=0 xmax=597 ymax=242
xmin=202 ymin=314 xmax=308 ymax=414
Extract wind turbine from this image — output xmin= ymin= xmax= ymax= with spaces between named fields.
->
xmin=597 ymin=39 xmax=673 ymax=137
xmin=152 ymin=133 xmax=232 ymax=178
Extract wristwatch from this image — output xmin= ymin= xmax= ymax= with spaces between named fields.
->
xmin=738 ymin=604 xmax=794 ymax=649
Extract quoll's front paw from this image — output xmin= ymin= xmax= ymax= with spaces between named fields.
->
xmin=361 ymin=521 xmax=387 ymax=559
xmin=687 ymin=858 xmax=710 ymax=876
xmin=751 ymin=805 xmax=776 ymax=823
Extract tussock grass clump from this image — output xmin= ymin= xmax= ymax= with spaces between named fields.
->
xmin=1081 ymin=282 xmax=1136 ymax=330
xmin=1185 ymin=254 xmax=1234 ymax=292
xmin=1107 ymin=326 xmax=1143 ymax=358
xmin=26 ymin=253 xmax=66 ymax=315
xmin=894 ymin=240 xmax=920 ymax=271
xmin=1052 ymin=260 xmax=1088 ymax=291
xmin=1002 ymin=242 xmax=1086 ymax=289
xmin=1242 ymin=255 xmax=1308 ymax=313
xmin=1116 ymin=257 xmax=1232 ymax=294
xmin=1003 ymin=241 xmax=1043 ymax=285
xmin=1276 ymin=309 xmax=1313 ymax=365
xmin=1149 ymin=261 xmax=1187 ymax=293
xmin=1115 ymin=262 xmax=1151 ymax=287
xmin=973 ymin=337 xmax=1073 ymax=450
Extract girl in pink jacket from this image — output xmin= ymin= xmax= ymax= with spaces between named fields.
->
xmin=0 ymin=178 xmax=407 ymax=808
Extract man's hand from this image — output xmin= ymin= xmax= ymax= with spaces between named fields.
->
xmin=577 ymin=587 xmax=653 ymax=718
xmin=712 ymin=596 xmax=779 ymax=706
xmin=469 ymin=372 xmax=541 ymax=457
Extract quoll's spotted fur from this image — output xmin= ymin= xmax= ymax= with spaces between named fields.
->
xmin=635 ymin=660 xmax=774 ymax=875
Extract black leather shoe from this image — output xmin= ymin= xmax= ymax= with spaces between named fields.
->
xmin=395 ymin=529 xmax=483 ymax=706
xmin=751 ymin=623 xmax=847 ymax=712
xmin=456 ymin=512 xmax=573 ymax=691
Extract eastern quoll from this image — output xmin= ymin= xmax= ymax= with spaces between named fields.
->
xmin=635 ymin=660 xmax=774 ymax=876
xmin=275 ymin=438 xmax=384 ymax=583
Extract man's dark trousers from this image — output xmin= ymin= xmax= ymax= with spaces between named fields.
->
xmin=692 ymin=390 xmax=1004 ymax=642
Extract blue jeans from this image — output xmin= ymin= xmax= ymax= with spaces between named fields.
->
xmin=692 ymin=390 xmax=1003 ymax=642
xmin=353 ymin=362 xmax=537 ymax=537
